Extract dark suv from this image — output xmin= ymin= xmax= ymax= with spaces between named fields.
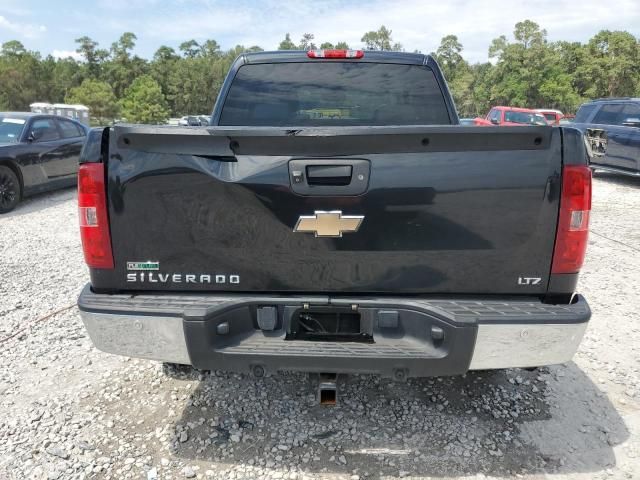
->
xmin=573 ymin=98 xmax=640 ymax=176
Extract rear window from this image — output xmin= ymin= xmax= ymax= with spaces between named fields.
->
xmin=504 ymin=111 xmax=548 ymax=125
xmin=219 ymin=62 xmax=451 ymax=126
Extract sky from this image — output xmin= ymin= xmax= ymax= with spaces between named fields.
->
xmin=1 ymin=0 xmax=639 ymax=63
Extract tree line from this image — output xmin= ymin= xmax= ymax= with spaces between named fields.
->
xmin=0 ymin=21 xmax=638 ymax=124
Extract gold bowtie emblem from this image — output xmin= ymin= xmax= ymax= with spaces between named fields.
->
xmin=294 ymin=210 xmax=364 ymax=237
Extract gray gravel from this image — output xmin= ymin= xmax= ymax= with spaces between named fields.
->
xmin=1 ymin=173 xmax=639 ymax=479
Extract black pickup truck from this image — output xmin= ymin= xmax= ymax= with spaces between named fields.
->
xmin=77 ymin=50 xmax=592 ymax=379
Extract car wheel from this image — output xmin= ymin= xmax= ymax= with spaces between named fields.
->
xmin=0 ymin=166 xmax=20 ymax=214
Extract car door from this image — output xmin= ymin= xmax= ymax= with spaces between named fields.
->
xmin=22 ymin=117 xmax=72 ymax=179
xmin=619 ymin=103 xmax=640 ymax=173
xmin=590 ymin=103 xmax=628 ymax=170
xmin=487 ymin=108 xmax=501 ymax=125
xmin=54 ymin=118 xmax=86 ymax=177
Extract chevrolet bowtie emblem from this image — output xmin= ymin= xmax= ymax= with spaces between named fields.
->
xmin=294 ymin=210 xmax=364 ymax=237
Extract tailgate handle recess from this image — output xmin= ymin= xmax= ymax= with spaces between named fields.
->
xmin=306 ymin=165 xmax=352 ymax=185
xmin=289 ymin=159 xmax=370 ymax=196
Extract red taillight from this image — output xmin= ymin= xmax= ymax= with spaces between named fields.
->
xmin=551 ymin=165 xmax=592 ymax=274
xmin=307 ymin=49 xmax=364 ymax=59
xmin=78 ymin=163 xmax=114 ymax=269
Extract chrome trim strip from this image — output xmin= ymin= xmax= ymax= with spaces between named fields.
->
xmin=469 ymin=322 xmax=588 ymax=370
xmin=591 ymin=164 xmax=640 ymax=177
xmin=80 ymin=311 xmax=191 ymax=365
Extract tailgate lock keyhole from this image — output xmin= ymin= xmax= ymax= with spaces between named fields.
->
xmin=291 ymin=170 xmax=304 ymax=184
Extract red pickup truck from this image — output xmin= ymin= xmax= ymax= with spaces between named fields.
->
xmin=475 ymin=106 xmax=548 ymax=126
xmin=535 ymin=109 xmax=565 ymax=126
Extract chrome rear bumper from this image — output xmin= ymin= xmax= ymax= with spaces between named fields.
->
xmin=79 ymin=285 xmax=590 ymax=375
xmin=469 ymin=321 xmax=588 ymax=370
xmin=81 ymin=311 xmax=191 ymax=365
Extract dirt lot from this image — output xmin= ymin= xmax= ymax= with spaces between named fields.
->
xmin=1 ymin=173 xmax=639 ymax=480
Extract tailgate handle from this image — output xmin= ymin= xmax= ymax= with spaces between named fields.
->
xmin=306 ymin=165 xmax=352 ymax=185
xmin=289 ymin=159 xmax=370 ymax=196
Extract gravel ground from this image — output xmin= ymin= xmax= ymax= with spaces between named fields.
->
xmin=1 ymin=172 xmax=639 ymax=480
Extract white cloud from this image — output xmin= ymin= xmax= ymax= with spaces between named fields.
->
xmin=0 ymin=0 xmax=33 ymax=17
xmin=0 ymin=15 xmax=46 ymax=39
xmin=14 ymin=0 xmax=639 ymax=62
xmin=51 ymin=49 xmax=83 ymax=61
xmin=129 ymin=0 xmax=640 ymax=62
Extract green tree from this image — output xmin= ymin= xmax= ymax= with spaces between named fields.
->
xmin=75 ymin=36 xmax=108 ymax=77
xmin=66 ymin=79 xmax=119 ymax=124
xmin=151 ymin=46 xmax=180 ymax=114
xmin=434 ymin=35 xmax=466 ymax=82
xmin=361 ymin=26 xmax=402 ymax=51
xmin=153 ymin=46 xmax=179 ymax=62
xmin=320 ymin=42 xmax=334 ymax=49
xmin=179 ymin=40 xmax=200 ymax=58
xmin=120 ymin=75 xmax=169 ymax=124
xmin=278 ymin=33 xmax=297 ymax=50
xmin=299 ymin=33 xmax=316 ymax=50
xmin=484 ymin=20 xmax=582 ymax=112
xmin=2 ymin=40 xmax=27 ymax=56
xmin=102 ymin=32 xmax=148 ymax=99
xmin=432 ymin=35 xmax=478 ymax=116
xmin=514 ymin=20 xmax=547 ymax=48
xmin=200 ymin=39 xmax=221 ymax=58
xmin=2 ymin=26 xmax=640 ymax=122
xmin=39 ymin=55 xmax=82 ymax=103
xmin=0 ymin=41 xmax=42 ymax=110
xmin=575 ymin=30 xmax=640 ymax=98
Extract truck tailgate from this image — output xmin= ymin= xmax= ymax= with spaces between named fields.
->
xmin=94 ymin=125 xmax=562 ymax=294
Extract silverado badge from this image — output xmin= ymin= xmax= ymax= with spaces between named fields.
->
xmin=294 ymin=210 xmax=364 ymax=237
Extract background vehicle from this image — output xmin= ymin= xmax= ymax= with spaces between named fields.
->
xmin=78 ymin=50 xmax=592 ymax=379
xmin=458 ymin=118 xmax=476 ymax=125
xmin=571 ymin=98 xmax=640 ymax=176
xmin=559 ymin=114 xmax=575 ymax=125
xmin=198 ymin=115 xmax=211 ymax=126
xmin=177 ymin=115 xmax=203 ymax=126
xmin=474 ymin=106 xmax=548 ymax=126
xmin=535 ymin=108 xmax=564 ymax=125
xmin=0 ymin=112 xmax=88 ymax=213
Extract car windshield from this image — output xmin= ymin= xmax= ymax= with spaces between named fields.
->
xmin=504 ymin=111 xmax=548 ymax=125
xmin=543 ymin=113 xmax=556 ymax=121
xmin=220 ymin=62 xmax=451 ymax=126
xmin=0 ymin=116 xmax=26 ymax=143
